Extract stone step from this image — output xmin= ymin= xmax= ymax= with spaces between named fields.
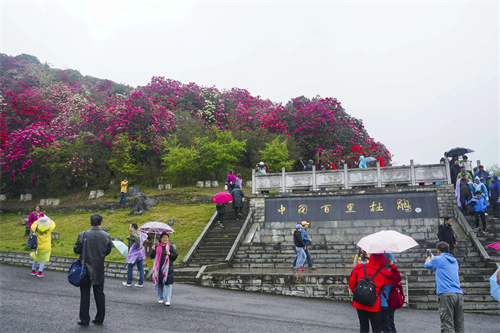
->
xmin=408 ymin=275 xmax=491 ymax=283
xmin=408 ymin=281 xmax=491 ymax=289
xmin=408 ymin=288 xmax=491 ymax=296
xmin=410 ymin=302 xmax=500 ymax=311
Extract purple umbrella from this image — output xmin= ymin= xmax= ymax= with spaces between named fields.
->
xmin=444 ymin=147 xmax=474 ymax=157
xmin=138 ymin=222 xmax=175 ymax=243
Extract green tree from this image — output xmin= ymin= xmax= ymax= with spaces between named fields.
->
xmin=107 ymin=134 xmax=142 ymax=181
xmin=197 ymin=129 xmax=247 ymax=180
xmin=259 ymin=137 xmax=294 ymax=173
xmin=161 ymin=146 xmax=201 ymax=185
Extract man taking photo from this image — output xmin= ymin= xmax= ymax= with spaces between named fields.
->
xmin=425 ymin=242 xmax=464 ymax=333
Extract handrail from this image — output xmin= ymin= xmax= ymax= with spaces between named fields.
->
xmin=225 ymin=209 xmax=254 ymax=262
xmin=453 ymin=206 xmax=490 ymax=262
xmin=182 ymin=211 xmax=218 ymax=265
xmin=252 ymin=162 xmax=449 ymax=194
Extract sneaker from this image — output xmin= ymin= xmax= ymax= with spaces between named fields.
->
xmin=309 ymin=266 xmax=317 ymax=270
xmin=297 ymin=267 xmax=305 ymax=271
xmin=219 ymin=223 xmax=224 ymax=228
xmin=31 ymin=270 xmax=37 ymax=276
xmin=165 ymin=302 xmax=171 ymax=306
xmin=37 ymin=272 xmax=45 ymax=278
xmin=122 ymin=282 xmax=132 ymax=287
xmin=290 ymin=265 xmax=296 ymax=270
xmin=134 ymin=283 xmax=143 ymax=287
xmin=158 ymin=300 xmax=164 ymax=304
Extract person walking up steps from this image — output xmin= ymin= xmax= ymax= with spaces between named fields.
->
xmin=216 ymin=203 xmax=226 ymax=228
xmin=293 ymin=224 xmax=306 ymax=271
xmin=231 ymin=185 xmax=245 ymax=220
xmin=291 ymin=221 xmax=316 ymax=270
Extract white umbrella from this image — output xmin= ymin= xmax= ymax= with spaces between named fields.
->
xmin=356 ymin=230 xmax=419 ymax=254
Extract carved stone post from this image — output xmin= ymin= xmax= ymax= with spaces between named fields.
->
xmin=252 ymin=168 xmax=256 ymax=194
xmin=410 ymin=160 xmax=416 ymax=186
xmin=376 ymin=161 xmax=382 ymax=188
xmin=343 ymin=163 xmax=349 ymax=189
xmin=312 ymin=165 xmax=317 ymax=191
xmin=281 ymin=167 xmax=286 ymax=193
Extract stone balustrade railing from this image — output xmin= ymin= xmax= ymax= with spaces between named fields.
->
xmin=252 ymin=160 xmax=451 ymax=194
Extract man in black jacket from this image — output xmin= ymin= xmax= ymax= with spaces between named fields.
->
xmin=293 ymin=224 xmax=306 ymax=271
xmin=450 ymin=160 xmax=462 ymax=189
xmin=437 ymin=217 xmax=458 ymax=256
xmin=74 ymin=214 xmax=112 ymax=326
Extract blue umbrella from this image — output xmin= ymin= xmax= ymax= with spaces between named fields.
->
xmin=490 ymin=268 xmax=500 ymax=303
xmin=112 ymin=240 xmax=129 ymax=257
xmin=364 ymin=157 xmax=377 ymax=163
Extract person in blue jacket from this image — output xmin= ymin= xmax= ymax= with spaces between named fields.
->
xmin=474 ymin=165 xmax=490 ymax=191
xmin=489 ymin=175 xmax=499 ymax=219
xmin=467 ymin=191 xmax=488 ymax=233
xmin=380 ymin=253 xmax=398 ymax=333
xmin=291 ymin=221 xmax=316 ymax=270
xmin=358 ymin=156 xmax=367 ymax=169
xmin=470 ymin=176 xmax=489 ymax=205
xmin=425 ymin=242 xmax=464 ymax=333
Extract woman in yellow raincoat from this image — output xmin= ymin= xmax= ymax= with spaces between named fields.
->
xmin=30 ymin=215 xmax=56 ymax=277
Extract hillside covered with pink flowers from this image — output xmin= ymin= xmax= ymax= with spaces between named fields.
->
xmin=0 ymin=53 xmax=391 ymax=196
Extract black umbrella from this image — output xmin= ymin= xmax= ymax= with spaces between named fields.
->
xmin=444 ymin=147 xmax=474 ymax=157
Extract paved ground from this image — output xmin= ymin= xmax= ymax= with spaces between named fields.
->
xmin=1 ymin=264 xmax=499 ymax=333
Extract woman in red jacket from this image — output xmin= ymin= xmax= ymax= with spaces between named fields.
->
xmin=348 ymin=253 xmax=401 ymax=333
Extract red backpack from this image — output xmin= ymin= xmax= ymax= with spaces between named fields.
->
xmin=387 ymin=283 xmax=405 ymax=309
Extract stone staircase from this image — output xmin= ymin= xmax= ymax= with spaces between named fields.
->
xmin=175 ymin=201 xmax=250 ymax=284
xmin=232 ymin=234 xmax=500 ymax=314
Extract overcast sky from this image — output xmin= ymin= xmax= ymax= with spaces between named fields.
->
xmin=2 ymin=0 xmax=499 ymax=168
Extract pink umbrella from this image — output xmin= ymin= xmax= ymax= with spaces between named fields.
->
xmin=212 ymin=192 xmax=233 ymax=204
xmin=487 ymin=242 xmax=500 ymax=251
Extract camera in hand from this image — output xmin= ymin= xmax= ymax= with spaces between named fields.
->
xmin=426 ymin=249 xmax=432 ymax=258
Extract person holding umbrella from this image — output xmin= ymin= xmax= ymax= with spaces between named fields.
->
xmin=150 ymin=232 xmax=178 ymax=306
xmin=349 ymin=253 xmax=401 ymax=333
xmin=212 ymin=192 xmax=232 ymax=228
xmin=123 ymin=223 xmax=147 ymax=287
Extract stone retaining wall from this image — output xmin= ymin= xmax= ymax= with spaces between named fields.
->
xmin=0 ymin=251 xmax=147 ymax=280
xmin=1 ymin=194 xmax=215 ymax=216
xmin=200 ymin=271 xmax=408 ymax=306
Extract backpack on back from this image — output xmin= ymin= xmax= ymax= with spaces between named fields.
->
xmin=352 ymin=264 xmax=383 ymax=306
xmin=387 ymin=283 xmax=405 ymax=309
xmin=27 ymin=225 xmax=38 ymax=250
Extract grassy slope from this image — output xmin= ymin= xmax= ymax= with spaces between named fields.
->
xmin=0 ymin=203 xmax=215 ymax=262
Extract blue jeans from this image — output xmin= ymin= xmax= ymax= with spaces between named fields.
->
xmin=228 ymin=186 xmax=234 ymax=195
xmin=294 ymin=247 xmax=306 ymax=268
xmin=292 ymin=248 xmax=313 ymax=267
xmin=127 ymin=259 xmax=144 ymax=285
xmin=119 ymin=192 xmax=127 ymax=205
xmin=157 ymin=284 xmax=172 ymax=302
xmin=32 ymin=261 xmax=45 ymax=272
